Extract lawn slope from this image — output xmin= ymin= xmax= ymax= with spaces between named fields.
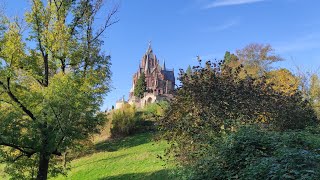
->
xmin=53 ymin=133 xmax=173 ymax=180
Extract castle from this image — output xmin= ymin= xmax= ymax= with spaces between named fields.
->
xmin=116 ymin=43 xmax=175 ymax=109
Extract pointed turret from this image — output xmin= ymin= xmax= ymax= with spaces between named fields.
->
xmin=146 ymin=41 xmax=152 ymax=54
xmin=162 ymin=60 xmax=166 ymax=70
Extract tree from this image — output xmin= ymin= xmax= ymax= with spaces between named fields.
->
xmin=223 ymin=51 xmax=238 ymax=65
xmin=310 ymin=74 xmax=320 ymax=119
xmin=266 ymin=69 xmax=300 ymax=95
xmin=159 ymin=60 xmax=316 ymax=167
xmin=186 ymin=65 xmax=192 ymax=76
xmin=236 ymin=43 xmax=282 ymax=78
xmin=0 ymin=0 xmax=118 ymax=179
xmin=134 ymin=72 xmax=147 ymax=98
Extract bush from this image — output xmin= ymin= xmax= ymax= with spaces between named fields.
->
xmin=158 ymin=59 xmax=318 ymax=179
xmin=159 ymin=60 xmax=317 ymax=162
xmin=143 ymin=101 xmax=169 ymax=119
xmin=182 ymin=126 xmax=320 ymax=180
xmin=110 ymin=104 xmax=139 ymax=138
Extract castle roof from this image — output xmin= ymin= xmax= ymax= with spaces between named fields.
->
xmin=161 ymin=70 xmax=175 ymax=82
xmin=136 ymin=42 xmax=175 ymax=82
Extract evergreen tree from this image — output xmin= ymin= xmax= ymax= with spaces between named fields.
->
xmin=224 ymin=51 xmax=231 ymax=64
xmin=134 ymin=72 xmax=147 ymax=98
xmin=186 ymin=65 xmax=192 ymax=75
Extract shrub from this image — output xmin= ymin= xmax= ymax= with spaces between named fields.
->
xmin=181 ymin=126 xmax=320 ymax=180
xmin=110 ymin=104 xmax=139 ymax=138
xmin=159 ymin=60 xmax=317 ymax=162
xmin=143 ymin=101 xmax=169 ymax=119
xmin=158 ymin=59 xmax=318 ymax=179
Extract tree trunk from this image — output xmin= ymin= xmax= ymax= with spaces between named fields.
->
xmin=36 ymin=152 xmax=50 ymax=180
xmin=44 ymin=54 xmax=49 ymax=87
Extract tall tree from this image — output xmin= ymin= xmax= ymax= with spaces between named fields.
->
xmin=186 ymin=65 xmax=192 ymax=76
xmin=310 ymin=74 xmax=320 ymax=119
xmin=223 ymin=51 xmax=238 ymax=65
xmin=134 ymin=72 xmax=147 ymax=98
xmin=236 ymin=43 xmax=282 ymax=78
xmin=0 ymin=0 xmax=118 ymax=179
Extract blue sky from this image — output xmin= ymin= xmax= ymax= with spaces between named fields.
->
xmin=3 ymin=0 xmax=320 ymax=110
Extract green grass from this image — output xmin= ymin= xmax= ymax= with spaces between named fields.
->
xmin=0 ymin=120 xmax=174 ymax=180
xmin=52 ymin=133 xmax=174 ymax=180
xmin=0 ymin=163 xmax=7 ymax=179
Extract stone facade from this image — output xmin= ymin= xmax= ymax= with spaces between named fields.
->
xmin=115 ymin=97 xmax=127 ymax=110
xmin=128 ymin=43 xmax=175 ymax=108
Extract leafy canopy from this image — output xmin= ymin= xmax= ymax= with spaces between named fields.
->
xmin=0 ymin=0 xmax=118 ymax=179
xmin=159 ymin=57 xmax=317 ymax=167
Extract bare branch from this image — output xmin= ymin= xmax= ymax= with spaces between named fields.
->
xmin=90 ymin=3 xmax=119 ymax=43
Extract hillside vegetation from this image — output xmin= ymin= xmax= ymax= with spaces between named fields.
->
xmin=52 ymin=133 xmax=173 ymax=180
xmin=1 ymin=133 xmax=173 ymax=180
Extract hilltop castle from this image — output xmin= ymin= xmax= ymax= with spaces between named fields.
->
xmin=116 ymin=43 xmax=175 ymax=109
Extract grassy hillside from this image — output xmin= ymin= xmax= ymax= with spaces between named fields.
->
xmin=53 ymin=133 xmax=174 ymax=180
xmin=0 ymin=164 xmax=6 ymax=179
xmin=0 ymin=133 xmax=174 ymax=180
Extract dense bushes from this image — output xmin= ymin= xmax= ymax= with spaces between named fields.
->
xmin=181 ymin=126 xmax=320 ymax=180
xmin=143 ymin=101 xmax=169 ymax=119
xmin=110 ymin=104 xmax=139 ymax=138
xmin=158 ymin=59 xmax=318 ymax=179
xmin=110 ymin=102 xmax=169 ymax=138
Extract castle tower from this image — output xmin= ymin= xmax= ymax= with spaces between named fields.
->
xmin=128 ymin=42 xmax=175 ymax=108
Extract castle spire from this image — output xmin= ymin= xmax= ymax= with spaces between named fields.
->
xmin=163 ymin=60 xmax=166 ymax=70
xmin=147 ymin=40 xmax=152 ymax=53
xmin=145 ymin=56 xmax=149 ymax=74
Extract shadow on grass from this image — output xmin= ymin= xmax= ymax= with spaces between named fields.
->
xmin=95 ymin=133 xmax=153 ymax=152
xmin=73 ymin=154 xmax=129 ymax=168
xmin=98 ymin=169 xmax=174 ymax=180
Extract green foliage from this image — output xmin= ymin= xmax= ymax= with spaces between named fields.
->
xmin=158 ymin=58 xmax=317 ymax=178
xmin=134 ymin=72 xmax=147 ymax=98
xmin=186 ymin=65 xmax=192 ymax=76
xmin=110 ymin=105 xmax=140 ymax=138
xmin=53 ymin=133 xmax=175 ymax=180
xmin=143 ymin=101 xmax=169 ymax=119
xmin=180 ymin=126 xmax=320 ymax=180
xmin=310 ymin=74 xmax=320 ymax=119
xmin=223 ymin=51 xmax=238 ymax=64
xmin=0 ymin=0 xmax=117 ymax=179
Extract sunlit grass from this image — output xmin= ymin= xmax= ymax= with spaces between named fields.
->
xmin=52 ymin=133 xmax=174 ymax=180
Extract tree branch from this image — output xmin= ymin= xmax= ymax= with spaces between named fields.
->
xmin=90 ymin=4 xmax=119 ymax=43
xmin=69 ymin=0 xmax=90 ymax=36
xmin=32 ymin=0 xmax=48 ymax=87
xmin=0 ymin=141 xmax=36 ymax=158
xmin=0 ymin=78 xmax=36 ymax=121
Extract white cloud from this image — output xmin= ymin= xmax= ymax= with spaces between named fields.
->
xmin=275 ymin=33 xmax=320 ymax=53
xmin=203 ymin=19 xmax=239 ymax=32
xmin=204 ymin=0 xmax=266 ymax=8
